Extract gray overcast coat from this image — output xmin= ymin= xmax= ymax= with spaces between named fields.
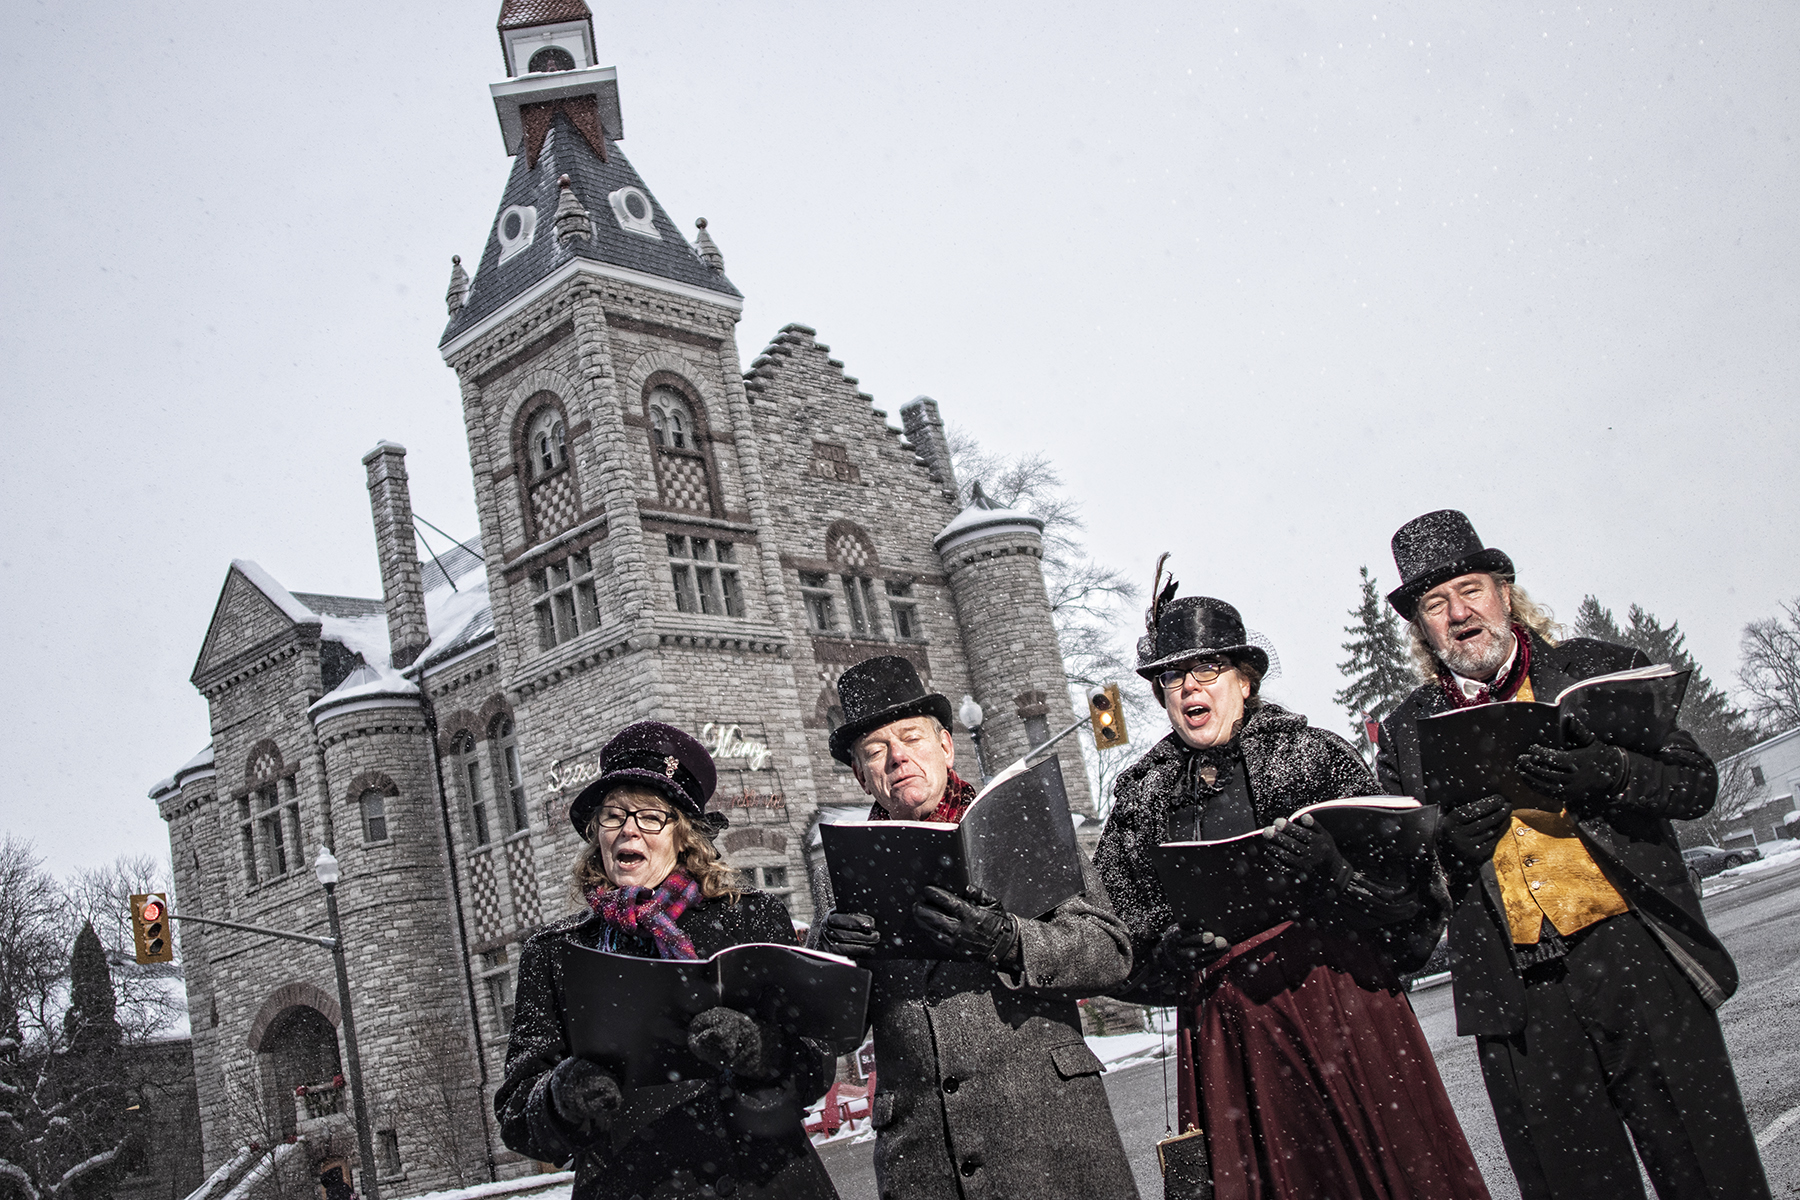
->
xmin=813 ymin=855 xmax=1141 ymax=1200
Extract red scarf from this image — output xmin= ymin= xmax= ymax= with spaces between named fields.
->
xmin=1438 ymin=624 xmax=1533 ymax=709
xmin=586 ymin=868 xmax=701 ymax=960
xmin=868 ymin=770 xmax=978 ymax=824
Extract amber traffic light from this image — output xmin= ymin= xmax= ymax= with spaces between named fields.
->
xmin=131 ymin=893 xmax=173 ymax=964
xmin=1087 ymin=684 xmax=1128 ymax=749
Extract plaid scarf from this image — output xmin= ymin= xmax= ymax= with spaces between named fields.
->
xmin=868 ymin=770 xmax=978 ymax=824
xmin=586 ymin=869 xmax=701 ymax=960
xmin=1438 ymin=623 xmax=1533 ymax=709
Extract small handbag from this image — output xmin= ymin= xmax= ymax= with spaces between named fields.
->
xmin=1157 ymin=1126 xmax=1212 ymax=1200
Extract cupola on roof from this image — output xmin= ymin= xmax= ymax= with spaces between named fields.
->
xmin=496 ymin=0 xmax=597 ymax=79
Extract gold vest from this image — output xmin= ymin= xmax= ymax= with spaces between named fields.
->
xmin=1488 ymin=676 xmax=1630 ymax=943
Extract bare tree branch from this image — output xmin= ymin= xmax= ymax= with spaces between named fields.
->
xmin=1739 ymin=598 xmax=1800 ymax=735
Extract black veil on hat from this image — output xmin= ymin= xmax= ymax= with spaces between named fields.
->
xmin=828 ymin=656 xmax=955 ymax=765
xmin=568 ymin=720 xmax=721 ymax=835
xmin=1385 ymin=509 xmax=1514 ymax=620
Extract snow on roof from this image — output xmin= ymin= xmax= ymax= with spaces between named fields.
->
xmin=148 ymin=776 xmax=177 ymax=799
xmin=230 ymin=559 xmax=320 ymax=626
xmin=178 ymin=744 xmax=215 ymax=773
xmin=934 ymin=495 xmax=1045 ymax=552
xmin=414 ymin=567 xmax=495 ymax=673
xmin=309 ymin=661 xmax=420 ymax=719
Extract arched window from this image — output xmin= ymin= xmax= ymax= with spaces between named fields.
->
xmin=490 ymin=717 xmax=529 ymax=836
xmin=527 ymin=406 xmax=567 ymax=477
xmin=451 ymin=731 xmax=491 ymax=847
xmin=359 ymin=789 xmax=389 ymax=843
xmin=527 ymin=46 xmax=576 ymax=73
xmin=648 ymin=387 xmax=694 ymax=450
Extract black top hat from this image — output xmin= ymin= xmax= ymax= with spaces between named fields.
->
xmin=1385 ymin=509 xmax=1515 ymax=619
xmin=828 ymin=656 xmax=955 ymax=766
xmin=568 ymin=720 xmax=718 ymax=834
xmin=1135 ymin=596 xmax=1270 ymax=681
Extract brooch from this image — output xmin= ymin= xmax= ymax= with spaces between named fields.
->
xmin=663 ymin=755 xmax=680 ymax=778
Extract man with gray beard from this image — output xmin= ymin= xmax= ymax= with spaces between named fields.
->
xmin=1374 ymin=510 xmax=1768 ymax=1200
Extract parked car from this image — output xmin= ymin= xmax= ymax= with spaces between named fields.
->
xmin=1682 ymin=844 xmax=1762 ymax=878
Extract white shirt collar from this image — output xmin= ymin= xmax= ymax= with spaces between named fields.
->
xmin=1449 ymin=633 xmax=1520 ymax=700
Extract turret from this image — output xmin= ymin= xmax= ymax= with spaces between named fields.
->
xmin=934 ymin=486 xmax=1096 ymax=824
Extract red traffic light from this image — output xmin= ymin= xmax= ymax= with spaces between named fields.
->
xmin=141 ymin=898 xmax=164 ymax=923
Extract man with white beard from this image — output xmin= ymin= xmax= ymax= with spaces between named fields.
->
xmin=1374 ymin=510 xmax=1768 ymax=1200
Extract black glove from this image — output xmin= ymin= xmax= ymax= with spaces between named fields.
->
xmin=1154 ymin=922 xmax=1230 ymax=974
xmin=912 ymin=885 xmax=1021 ymax=969
xmin=547 ymin=1057 xmax=621 ymax=1132
xmin=819 ymin=911 xmax=881 ymax=959
xmin=1263 ymin=815 xmax=1355 ymax=892
xmin=1439 ymin=793 xmax=1512 ymax=868
xmin=688 ymin=1006 xmax=783 ymax=1081
xmin=1516 ymin=716 xmax=1626 ymax=814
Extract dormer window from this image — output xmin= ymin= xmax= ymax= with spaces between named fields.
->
xmin=528 ymin=46 xmax=577 ymax=73
xmin=527 ymin=407 xmax=567 ymax=477
xmin=649 ymin=387 xmax=693 ymax=450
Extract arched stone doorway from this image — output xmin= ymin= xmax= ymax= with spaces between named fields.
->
xmin=253 ymin=1001 xmax=343 ymax=1138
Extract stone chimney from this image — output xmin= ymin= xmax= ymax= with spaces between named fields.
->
xmin=899 ymin=395 xmax=957 ymax=498
xmin=362 ymin=442 xmax=431 ymax=669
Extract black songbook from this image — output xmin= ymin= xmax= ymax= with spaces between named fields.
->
xmin=1149 ymin=796 xmax=1436 ymax=943
xmin=1418 ymin=665 xmax=1691 ymax=810
xmin=559 ymin=942 xmax=871 ymax=1087
xmin=818 ymin=755 xmax=1085 ymax=959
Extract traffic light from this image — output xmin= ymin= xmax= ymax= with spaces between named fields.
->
xmin=130 ymin=893 xmax=173 ymax=964
xmin=1087 ymin=684 xmax=1128 ymax=749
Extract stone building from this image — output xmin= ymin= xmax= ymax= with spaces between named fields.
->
xmin=149 ymin=3 xmax=1093 ymax=1195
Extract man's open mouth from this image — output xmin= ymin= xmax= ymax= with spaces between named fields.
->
xmin=1454 ymin=628 xmax=1484 ymax=642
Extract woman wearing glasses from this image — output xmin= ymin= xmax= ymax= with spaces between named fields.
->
xmin=1093 ymin=590 xmax=1489 ymax=1200
xmin=495 ymin=720 xmax=840 ymax=1200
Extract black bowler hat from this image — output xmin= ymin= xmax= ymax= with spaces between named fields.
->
xmin=828 ymin=656 xmax=954 ymax=766
xmin=568 ymin=720 xmax=718 ymax=835
xmin=1385 ymin=509 xmax=1515 ymax=619
xmin=1135 ymin=596 xmax=1270 ymax=683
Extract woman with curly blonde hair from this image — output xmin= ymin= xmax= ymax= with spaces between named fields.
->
xmin=496 ymin=720 xmax=839 ymax=1200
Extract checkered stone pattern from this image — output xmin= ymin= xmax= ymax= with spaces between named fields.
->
xmin=530 ymin=472 xmax=579 ymax=537
xmin=658 ymin=452 xmax=712 ymax=513
xmin=505 ymin=835 xmax=543 ymax=928
xmin=247 ymin=746 xmax=280 ymax=783
xmin=469 ymin=849 xmax=504 ymax=945
xmin=832 ymin=532 xmax=870 ymax=569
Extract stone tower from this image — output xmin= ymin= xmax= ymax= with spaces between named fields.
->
xmin=936 ymin=488 xmax=1098 ymax=830
xmin=438 ymin=0 xmax=826 ymax=913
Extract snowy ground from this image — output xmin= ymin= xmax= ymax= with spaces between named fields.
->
xmin=404 ymin=1171 xmax=574 ymax=1200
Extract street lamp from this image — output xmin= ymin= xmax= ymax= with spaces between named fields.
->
xmin=315 ymin=847 xmax=380 ymax=1200
xmin=959 ymin=694 xmax=989 ymax=784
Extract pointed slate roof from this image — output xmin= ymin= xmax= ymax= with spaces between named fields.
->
xmin=441 ymin=112 xmax=739 ymax=347
xmin=498 ymin=0 xmax=591 ymax=28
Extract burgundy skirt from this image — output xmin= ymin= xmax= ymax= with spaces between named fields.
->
xmin=1175 ymin=923 xmax=1489 ymax=1200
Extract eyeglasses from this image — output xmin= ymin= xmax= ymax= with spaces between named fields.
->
xmin=1157 ymin=663 xmax=1232 ymax=690
xmin=596 ymin=806 xmax=675 ymax=833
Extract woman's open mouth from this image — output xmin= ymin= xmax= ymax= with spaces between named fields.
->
xmin=1182 ymin=703 xmax=1212 ymax=725
xmin=614 ymin=849 xmax=647 ymax=869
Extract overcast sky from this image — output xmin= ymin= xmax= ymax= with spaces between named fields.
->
xmin=2 ymin=2 xmax=1794 ymax=877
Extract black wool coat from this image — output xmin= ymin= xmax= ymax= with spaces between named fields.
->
xmin=1095 ymin=703 xmax=1452 ymax=998
xmin=1376 ymin=632 xmax=1735 ymax=1037
xmin=496 ymin=890 xmax=840 ymax=1200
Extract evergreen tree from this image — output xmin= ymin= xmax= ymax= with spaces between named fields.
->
xmin=1334 ymin=566 xmax=1416 ymax=759
xmin=1 ymin=971 xmax=24 ymax=1200
xmin=1572 ymin=596 xmax=1627 ymax=643
xmin=1572 ymin=596 xmax=1756 ymax=760
xmin=43 ymin=924 xmax=132 ymax=1200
